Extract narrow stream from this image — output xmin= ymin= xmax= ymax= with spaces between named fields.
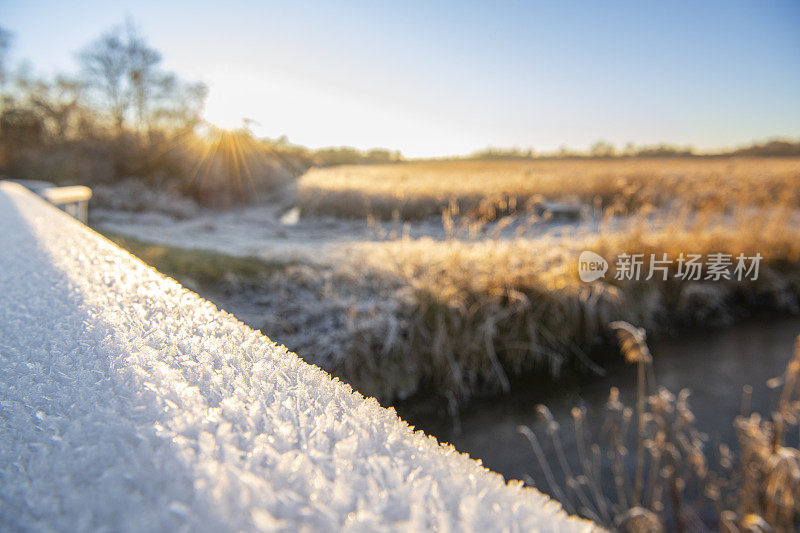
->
xmin=409 ymin=315 xmax=800 ymax=492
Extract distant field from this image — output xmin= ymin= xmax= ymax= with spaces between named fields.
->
xmin=298 ymin=157 xmax=800 ymax=220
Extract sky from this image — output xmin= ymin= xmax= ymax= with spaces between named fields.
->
xmin=2 ymin=0 xmax=799 ymax=158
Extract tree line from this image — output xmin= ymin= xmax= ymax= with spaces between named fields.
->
xmin=0 ymin=21 xmax=402 ymax=205
xmin=1 ymin=22 xmax=206 ymax=162
xmin=467 ymin=139 xmax=800 ymax=161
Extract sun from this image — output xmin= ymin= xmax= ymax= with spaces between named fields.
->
xmin=185 ymin=123 xmax=270 ymax=205
xmin=205 ymin=113 xmax=248 ymax=131
xmin=203 ymin=87 xmax=253 ymax=131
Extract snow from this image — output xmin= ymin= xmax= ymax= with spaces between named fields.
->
xmin=0 ymin=181 xmax=596 ymax=532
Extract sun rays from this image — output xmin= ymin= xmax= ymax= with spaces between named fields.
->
xmin=183 ymin=124 xmax=268 ymax=204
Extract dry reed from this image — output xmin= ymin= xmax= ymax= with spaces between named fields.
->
xmin=299 ymin=158 xmax=800 ymax=220
xmin=335 ymin=202 xmax=800 ymax=401
xmin=519 ymin=321 xmax=800 ymax=532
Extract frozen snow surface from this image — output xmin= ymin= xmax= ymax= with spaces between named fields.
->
xmin=0 ymin=182 xmax=596 ymax=532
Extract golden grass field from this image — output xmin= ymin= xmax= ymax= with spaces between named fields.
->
xmin=291 ymin=158 xmax=800 ymax=400
xmin=299 ymin=157 xmax=800 ymax=219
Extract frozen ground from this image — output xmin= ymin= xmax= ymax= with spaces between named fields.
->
xmin=92 ymin=200 xmax=595 ymax=265
xmin=0 ymin=181 xmax=594 ymax=531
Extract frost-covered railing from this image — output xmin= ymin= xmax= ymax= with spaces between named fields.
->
xmin=38 ymin=184 xmax=92 ymax=224
xmin=0 ymin=181 xmax=594 ymax=532
xmin=1 ymin=179 xmax=92 ymax=223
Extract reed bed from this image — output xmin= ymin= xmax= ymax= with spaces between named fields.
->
xmin=298 ymin=157 xmax=800 ymax=220
xmin=334 ymin=206 xmax=800 ymax=402
xmin=518 ymin=322 xmax=800 ymax=532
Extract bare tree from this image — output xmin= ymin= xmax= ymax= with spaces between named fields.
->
xmin=18 ymin=75 xmax=85 ymax=141
xmin=79 ymin=20 xmax=199 ymax=140
xmin=80 ymin=28 xmax=130 ymax=133
xmin=125 ymin=22 xmax=161 ymax=137
xmin=149 ymin=74 xmax=208 ymax=133
xmin=0 ymin=26 xmax=11 ymax=87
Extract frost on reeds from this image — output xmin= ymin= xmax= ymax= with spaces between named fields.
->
xmin=255 ymin=158 xmax=800 ymax=403
xmin=337 ymin=202 xmax=800 ymax=403
xmin=518 ymin=322 xmax=800 ymax=532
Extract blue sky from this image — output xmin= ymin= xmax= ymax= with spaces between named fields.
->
xmin=2 ymin=0 xmax=799 ymax=157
